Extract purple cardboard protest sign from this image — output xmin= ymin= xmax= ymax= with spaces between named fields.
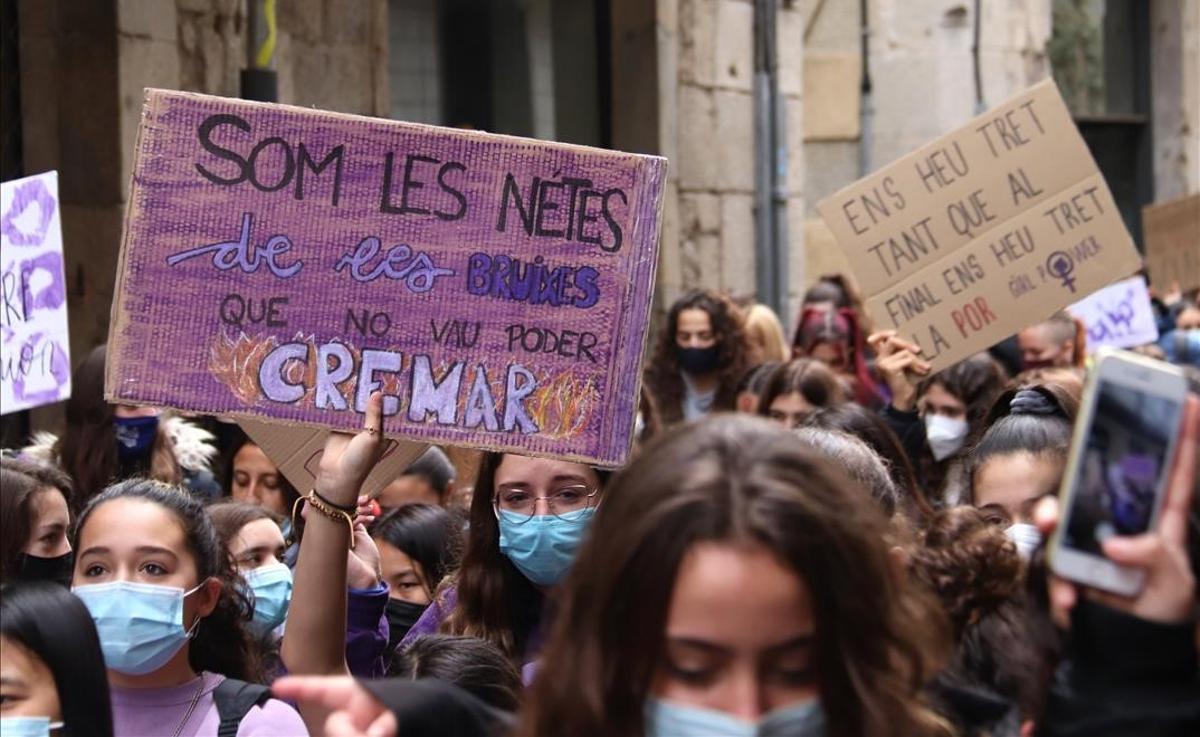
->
xmin=107 ymin=90 xmax=665 ymax=467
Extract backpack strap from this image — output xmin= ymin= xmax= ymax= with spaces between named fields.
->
xmin=213 ymin=678 xmax=272 ymax=737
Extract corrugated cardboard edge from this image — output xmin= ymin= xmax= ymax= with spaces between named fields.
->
xmin=105 ymin=89 xmax=159 ymax=404
xmin=600 ymin=155 xmax=667 ymax=469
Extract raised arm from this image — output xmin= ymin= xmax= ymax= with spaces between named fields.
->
xmin=281 ymin=393 xmax=385 ymax=731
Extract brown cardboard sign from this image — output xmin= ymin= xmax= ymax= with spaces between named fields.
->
xmin=238 ymin=418 xmax=428 ymax=501
xmin=817 ymin=80 xmax=1142 ymax=371
xmin=1142 ymin=193 xmax=1200 ymax=293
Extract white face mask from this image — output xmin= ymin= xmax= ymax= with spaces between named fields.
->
xmin=1005 ymin=523 xmax=1042 ymax=559
xmin=924 ymin=413 xmax=969 ymax=461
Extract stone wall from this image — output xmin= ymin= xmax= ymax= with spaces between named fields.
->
xmin=1151 ymin=0 xmax=1200 ymax=202
xmin=651 ymin=0 xmax=807 ymax=321
xmin=18 ymin=0 xmax=123 ymax=429
xmin=17 ymin=0 xmax=387 ymax=429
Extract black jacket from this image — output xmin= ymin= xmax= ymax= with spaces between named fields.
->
xmin=360 ymin=678 xmax=513 ymax=737
xmin=1036 ymin=601 xmax=1200 ymax=737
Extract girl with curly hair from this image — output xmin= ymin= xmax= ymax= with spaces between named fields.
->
xmin=643 ymin=290 xmax=749 ymax=426
xmin=909 ymin=506 xmax=1040 ymax=737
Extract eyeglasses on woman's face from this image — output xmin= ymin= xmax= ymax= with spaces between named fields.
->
xmin=492 ymin=483 xmax=600 ymax=523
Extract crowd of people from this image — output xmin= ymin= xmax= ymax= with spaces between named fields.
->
xmin=1 ymin=273 xmax=1197 ymax=737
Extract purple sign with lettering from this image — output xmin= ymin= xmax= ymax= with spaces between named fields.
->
xmin=2 ymin=171 xmax=72 ymax=414
xmin=108 ymin=90 xmax=665 ymax=466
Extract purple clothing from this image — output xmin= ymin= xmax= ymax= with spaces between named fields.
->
xmin=270 ymin=584 xmax=390 ymax=682
xmin=281 ymin=543 xmax=390 ymax=677
xmin=521 ymin=660 xmax=540 ymax=686
xmin=346 ymin=583 xmax=391 ymax=678
xmin=399 ymin=585 xmax=458 ymax=646
xmin=110 ymin=671 xmax=306 ymax=737
xmin=396 ymin=585 xmax=549 ymax=682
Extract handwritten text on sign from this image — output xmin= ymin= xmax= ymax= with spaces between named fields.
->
xmin=1 ymin=171 xmax=71 ymax=414
xmin=1067 ymin=276 xmax=1159 ymax=353
xmin=107 ymin=90 xmax=665 ymax=467
xmin=817 ymin=80 xmax=1141 ymax=371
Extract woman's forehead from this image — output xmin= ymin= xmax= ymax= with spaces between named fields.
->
xmin=81 ymin=497 xmax=187 ymax=549
xmin=677 ymin=308 xmax=713 ymax=331
xmin=496 ymin=455 xmax=596 ymax=485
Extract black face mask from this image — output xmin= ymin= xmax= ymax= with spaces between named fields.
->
xmin=15 ymin=551 xmax=75 ymax=588
xmin=676 ymin=345 xmax=721 ymax=375
xmin=385 ymin=598 xmax=429 ymax=649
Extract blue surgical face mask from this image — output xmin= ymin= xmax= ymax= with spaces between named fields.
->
xmin=113 ymin=414 xmax=159 ymax=461
xmin=645 ymin=698 xmax=825 ymax=737
xmin=244 ymin=562 xmax=293 ymax=634
xmin=0 ymin=718 xmax=64 ymax=737
xmin=73 ymin=580 xmax=204 ymax=675
xmin=497 ymin=508 xmax=596 ymax=587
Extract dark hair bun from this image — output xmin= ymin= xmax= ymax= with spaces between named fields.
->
xmin=911 ymin=506 xmax=1023 ymax=638
xmin=1009 ymin=388 xmax=1059 ymax=417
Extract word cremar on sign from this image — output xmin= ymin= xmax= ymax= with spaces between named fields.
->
xmin=817 ymin=79 xmax=1142 ymax=372
xmin=1 ymin=171 xmax=71 ymax=414
xmin=107 ymin=89 xmax=666 ymax=467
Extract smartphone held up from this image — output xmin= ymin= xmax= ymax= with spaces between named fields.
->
xmin=1049 ymin=349 xmax=1188 ymax=598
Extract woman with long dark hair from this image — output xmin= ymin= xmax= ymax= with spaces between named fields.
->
xmin=207 ymin=501 xmax=292 ymax=678
xmin=643 ymin=289 xmax=749 ymax=426
xmin=0 ymin=580 xmax=113 ymax=737
xmin=208 ymin=497 xmax=393 ymax=682
xmin=71 ymin=480 xmax=305 ymax=736
xmin=400 ymin=452 xmax=609 ymax=675
xmin=370 ymin=503 xmax=463 ymax=649
xmin=0 ymin=458 xmax=73 ymax=586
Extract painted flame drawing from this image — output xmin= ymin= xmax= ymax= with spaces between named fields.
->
xmin=209 ymin=331 xmax=280 ymax=404
xmin=526 ymin=371 xmax=598 ymax=439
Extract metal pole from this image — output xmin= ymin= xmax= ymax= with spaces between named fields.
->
xmin=858 ymin=0 xmax=873 ymax=177
xmin=241 ymin=0 xmax=278 ymax=102
xmin=753 ymin=0 xmax=788 ymax=318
